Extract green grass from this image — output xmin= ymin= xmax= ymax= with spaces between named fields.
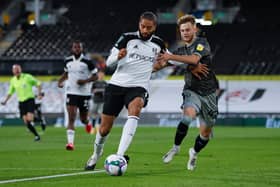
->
xmin=0 ymin=126 xmax=279 ymax=187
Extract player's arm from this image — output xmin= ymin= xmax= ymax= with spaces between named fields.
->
xmin=106 ymin=34 xmax=128 ymax=67
xmin=157 ymin=52 xmax=200 ymax=65
xmin=36 ymin=83 xmax=43 ymax=100
xmin=1 ymin=80 xmax=15 ymax=105
xmin=58 ymin=72 xmax=68 ymax=88
xmin=77 ymin=59 xmax=98 ymax=85
xmin=106 ymin=47 xmax=127 ymax=67
xmin=1 ymin=94 xmax=12 ymax=105
xmin=77 ymin=73 xmax=98 ymax=85
xmin=189 ymin=63 xmax=209 ymax=80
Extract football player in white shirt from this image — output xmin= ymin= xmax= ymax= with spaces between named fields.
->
xmin=85 ymin=11 xmax=166 ymax=170
xmin=58 ymin=41 xmax=97 ymax=151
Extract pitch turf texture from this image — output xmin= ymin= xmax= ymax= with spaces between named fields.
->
xmin=0 ymin=126 xmax=279 ymax=187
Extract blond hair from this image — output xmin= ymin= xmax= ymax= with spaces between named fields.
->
xmin=177 ymin=14 xmax=196 ymax=27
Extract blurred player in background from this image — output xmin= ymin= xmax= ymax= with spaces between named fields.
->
xmin=57 ymin=40 xmax=98 ymax=151
xmin=34 ymin=91 xmax=47 ymax=131
xmin=1 ymin=64 xmax=42 ymax=141
xmin=91 ymin=57 xmax=107 ymax=133
xmin=158 ymin=14 xmax=219 ymax=171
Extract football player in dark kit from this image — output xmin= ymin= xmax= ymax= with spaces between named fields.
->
xmin=158 ymin=14 xmax=219 ymax=171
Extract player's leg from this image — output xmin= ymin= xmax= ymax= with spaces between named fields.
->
xmin=21 ymin=99 xmax=40 ymax=141
xmin=187 ymin=121 xmax=212 ymax=171
xmin=85 ymin=84 xmax=124 ymax=170
xmin=85 ymin=114 xmax=116 ymax=170
xmin=24 ymin=112 xmax=40 ymax=141
xmin=163 ymin=90 xmax=200 ymax=163
xmin=78 ymin=96 xmax=92 ymax=133
xmin=116 ymin=87 xmax=147 ymax=158
xmin=66 ymin=104 xmax=77 ymax=150
xmin=91 ymin=102 xmax=98 ymax=127
xmin=35 ymin=104 xmax=47 ymax=131
xmin=117 ymin=97 xmax=143 ymax=156
xmin=187 ymin=92 xmax=218 ymax=170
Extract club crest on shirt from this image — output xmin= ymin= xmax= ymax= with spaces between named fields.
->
xmin=196 ymin=44 xmax=204 ymax=51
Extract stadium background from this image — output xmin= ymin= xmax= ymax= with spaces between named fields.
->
xmin=0 ymin=1 xmax=279 ymax=186
xmin=0 ymin=0 xmax=280 ymax=127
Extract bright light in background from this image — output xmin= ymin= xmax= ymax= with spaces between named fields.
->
xmin=29 ymin=20 xmax=35 ymax=25
xmin=195 ymin=18 xmax=212 ymax=26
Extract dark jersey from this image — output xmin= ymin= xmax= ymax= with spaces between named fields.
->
xmin=91 ymin=80 xmax=107 ymax=103
xmin=173 ymin=37 xmax=218 ymax=96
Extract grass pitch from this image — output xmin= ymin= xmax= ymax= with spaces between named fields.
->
xmin=0 ymin=126 xmax=279 ymax=187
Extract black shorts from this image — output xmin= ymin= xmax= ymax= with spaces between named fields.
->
xmin=66 ymin=94 xmax=91 ymax=113
xmin=19 ymin=98 xmax=35 ymax=118
xmin=103 ymin=84 xmax=149 ymax=117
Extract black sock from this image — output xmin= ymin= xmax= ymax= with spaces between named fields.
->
xmin=27 ymin=122 xmax=39 ymax=137
xmin=194 ymin=135 xmax=209 ymax=153
xmin=174 ymin=122 xmax=189 ymax=145
xmin=92 ymin=119 xmax=96 ymax=127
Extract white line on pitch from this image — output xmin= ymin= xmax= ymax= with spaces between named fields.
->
xmin=0 ymin=168 xmax=82 ymax=171
xmin=0 ymin=170 xmax=105 ymax=184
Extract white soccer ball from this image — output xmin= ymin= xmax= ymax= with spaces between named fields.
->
xmin=104 ymin=154 xmax=127 ymax=176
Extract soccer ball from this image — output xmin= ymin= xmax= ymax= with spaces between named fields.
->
xmin=104 ymin=154 xmax=127 ymax=176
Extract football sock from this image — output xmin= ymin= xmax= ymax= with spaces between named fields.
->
xmin=174 ymin=122 xmax=189 ymax=146
xmin=27 ymin=122 xmax=39 ymax=137
xmin=117 ymin=116 xmax=139 ymax=156
xmin=94 ymin=131 xmax=107 ymax=156
xmin=194 ymin=134 xmax=209 ymax=153
xmin=67 ymin=129 xmax=75 ymax=144
xmin=91 ymin=118 xmax=96 ymax=127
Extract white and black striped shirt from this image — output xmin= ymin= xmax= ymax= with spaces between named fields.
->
xmin=106 ymin=31 xmax=166 ymax=92
xmin=64 ymin=54 xmax=97 ymax=96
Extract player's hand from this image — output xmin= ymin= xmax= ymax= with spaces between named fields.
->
xmin=118 ymin=48 xmax=127 ymax=60
xmin=58 ymin=81 xmax=64 ymax=88
xmin=190 ymin=63 xmax=209 ymax=80
xmin=156 ymin=52 xmax=171 ymax=62
xmin=37 ymin=94 xmax=43 ymax=100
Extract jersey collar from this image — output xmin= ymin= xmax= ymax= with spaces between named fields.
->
xmin=72 ymin=53 xmax=84 ymax=61
xmin=185 ymin=35 xmax=197 ymax=47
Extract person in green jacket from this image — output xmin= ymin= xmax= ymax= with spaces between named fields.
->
xmin=1 ymin=64 xmax=42 ymax=141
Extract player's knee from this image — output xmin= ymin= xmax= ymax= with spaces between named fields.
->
xmin=181 ymin=116 xmax=193 ymax=126
xmin=200 ymin=127 xmax=212 ymax=138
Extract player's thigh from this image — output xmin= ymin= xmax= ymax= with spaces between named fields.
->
xmin=199 ymin=92 xmax=218 ymax=127
xmin=124 ymin=87 xmax=148 ymax=109
xmin=182 ymin=90 xmax=201 ymax=113
xmin=78 ymin=96 xmax=91 ymax=120
xmin=103 ymin=84 xmax=125 ymax=117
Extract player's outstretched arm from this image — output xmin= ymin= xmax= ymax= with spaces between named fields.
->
xmin=157 ymin=52 xmax=200 ymax=65
xmin=1 ymin=94 xmax=12 ymax=105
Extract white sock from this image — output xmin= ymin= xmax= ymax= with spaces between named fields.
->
xmin=67 ymin=129 xmax=75 ymax=144
xmin=117 ymin=116 xmax=139 ymax=156
xmin=93 ymin=131 xmax=107 ymax=158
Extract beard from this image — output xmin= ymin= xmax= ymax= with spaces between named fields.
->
xmin=139 ymin=31 xmax=154 ymax=41
xmin=73 ymin=53 xmax=82 ymax=59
